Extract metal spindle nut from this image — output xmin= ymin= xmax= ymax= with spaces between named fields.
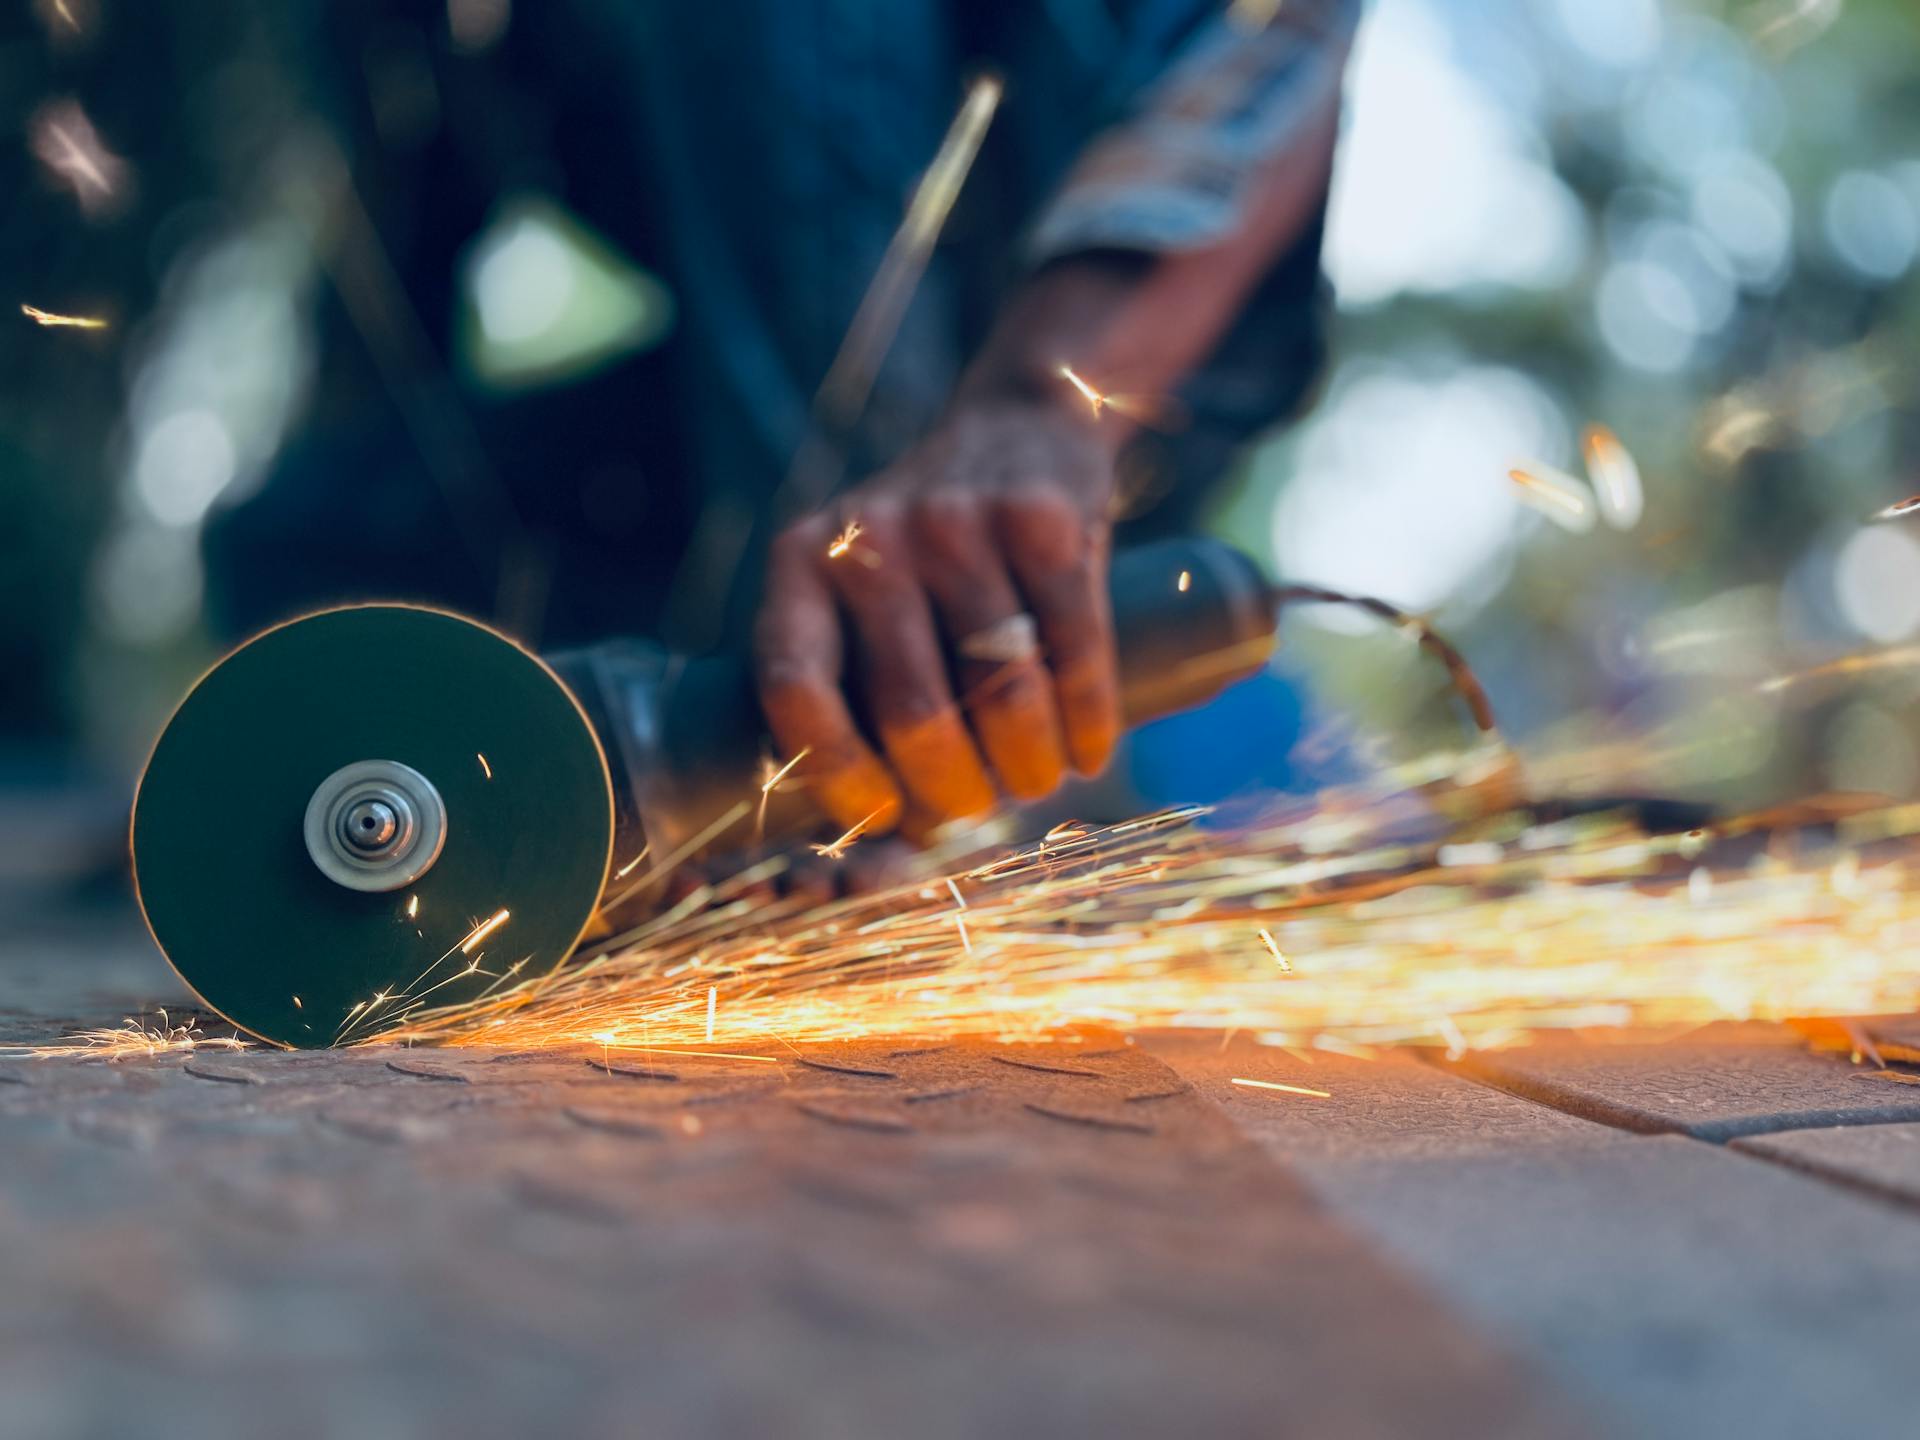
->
xmin=304 ymin=760 xmax=447 ymax=893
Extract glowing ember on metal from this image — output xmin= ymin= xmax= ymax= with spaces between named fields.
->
xmin=1257 ymin=927 xmax=1291 ymax=973
xmin=1758 ymin=644 xmax=1920 ymax=695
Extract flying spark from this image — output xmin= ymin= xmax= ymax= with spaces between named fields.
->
xmin=808 ymin=75 xmax=1001 ymax=450
xmin=811 ymin=808 xmax=885 ymax=860
xmin=827 ymin=520 xmax=864 ymax=559
xmin=1257 ymin=927 xmax=1291 ymax=973
xmin=1872 ymin=495 xmax=1920 ymax=522
xmin=29 ymin=99 xmax=128 ymax=216
xmin=1058 ymin=364 xmax=1105 ymax=417
xmin=1509 ymin=463 xmax=1597 ymax=533
xmin=459 ymin=908 xmax=511 ymax=955
xmin=758 ymin=747 xmax=811 ymax=837
xmin=21 ymin=304 xmax=106 ymax=329
xmin=476 ymin=752 xmax=492 ymax=780
xmin=1582 ymin=424 xmax=1644 ymax=531
xmin=34 ymin=0 xmax=94 ymax=40
xmin=1230 ymin=1077 xmax=1332 ymax=1099
xmin=1758 ymin=644 xmax=1920 ymax=695
xmin=1177 ymin=570 xmax=1192 ymax=593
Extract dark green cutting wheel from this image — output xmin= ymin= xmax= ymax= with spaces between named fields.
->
xmin=133 ymin=606 xmax=613 ymax=1048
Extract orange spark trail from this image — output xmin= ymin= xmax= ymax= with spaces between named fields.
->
xmin=363 ymin=752 xmax=1920 ymax=1058
xmin=21 ymin=303 xmax=106 ymax=329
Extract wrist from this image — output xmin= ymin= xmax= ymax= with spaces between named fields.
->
xmin=954 ymin=252 xmax=1154 ymax=453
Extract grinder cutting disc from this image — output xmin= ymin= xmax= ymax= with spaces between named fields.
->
xmin=133 ymin=606 xmax=613 ymax=1048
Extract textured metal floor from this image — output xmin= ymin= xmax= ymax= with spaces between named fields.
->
xmin=6 ymin=907 xmax=1920 ymax=1439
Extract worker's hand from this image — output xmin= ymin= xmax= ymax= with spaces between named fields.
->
xmin=755 ymin=397 xmax=1122 ymax=836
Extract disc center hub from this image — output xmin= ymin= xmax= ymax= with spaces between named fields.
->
xmin=304 ymin=760 xmax=447 ymax=892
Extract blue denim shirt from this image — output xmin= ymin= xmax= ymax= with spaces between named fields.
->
xmin=211 ymin=1 xmax=1356 ymax=650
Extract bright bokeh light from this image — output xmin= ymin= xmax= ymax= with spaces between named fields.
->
xmin=1268 ymin=364 xmax=1565 ymax=627
xmin=91 ymin=526 xmax=203 ymax=646
xmin=460 ymin=197 xmax=675 ymax=389
xmin=472 ymin=214 xmax=578 ymax=345
xmin=1595 ymin=258 xmax=1702 ymax=373
xmin=1834 ymin=526 xmax=1920 ymax=643
xmin=1823 ymin=170 xmax=1919 ymax=282
xmin=1691 ymin=154 xmax=1793 ymax=289
xmin=1323 ymin=0 xmax=1585 ymax=305
xmin=133 ymin=410 xmax=235 ymax=527
xmin=1549 ymin=0 xmax=1662 ymax=68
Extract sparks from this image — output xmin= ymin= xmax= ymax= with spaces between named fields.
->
xmin=826 ymin=520 xmax=864 ymax=559
xmin=29 ymin=99 xmax=128 ymax=215
xmin=11 ymin=1012 xmax=247 ymax=1062
xmin=1758 ymin=644 xmax=1920 ymax=695
xmin=1582 ymin=423 xmax=1643 ymax=531
xmin=1231 ymin=1077 xmax=1332 ymax=1099
xmin=1872 ymin=495 xmax=1920 ymax=522
xmin=811 ymin=808 xmax=884 ymax=861
xmin=1058 ymin=364 xmax=1105 ymax=417
xmin=1257 ymin=927 xmax=1291 ymax=973
xmin=613 ymin=846 xmax=651 ymax=881
xmin=760 ymin=747 xmax=811 ymax=796
xmin=1509 ymin=463 xmax=1597 ymax=533
xmin=322 ymin=750 xmax=1920 ymax=1064
xmin=292 ymin=995 xmax=303 ymax=1010
xmin=476 ymin=752 xmax=492 ymax=780
xmin=459 ymin=908 xmax=511 ymax=955
xmin=21 ymin=303 xmax=106 ymax=329
xmin=705 ymin=986 xmax=718 ymax=1042
xmin=405 ymin=894 xmax=419 ymax=920
xmin=1177 ymin=569 xmax=1191 ymax=593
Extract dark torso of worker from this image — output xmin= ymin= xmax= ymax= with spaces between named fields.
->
xmin=206 ymin=0 xmax=1345 ymax=654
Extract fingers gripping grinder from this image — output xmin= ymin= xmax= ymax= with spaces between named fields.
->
xmin=133 ymin=538 xmax=1278 ymax=1047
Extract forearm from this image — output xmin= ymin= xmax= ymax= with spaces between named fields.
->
xmin=961 ymin=11 xmax=1352 ymax=437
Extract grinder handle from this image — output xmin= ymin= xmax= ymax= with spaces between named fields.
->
xmin=573 ymin=536 xmax=1278 ymax=860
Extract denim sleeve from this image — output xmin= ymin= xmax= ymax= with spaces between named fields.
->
xmin=1024 ymin=1 xmax=1361 ymax=264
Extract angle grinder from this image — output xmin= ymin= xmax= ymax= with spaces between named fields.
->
xmin=133 ymin=536 xmax=1283 ymax=1048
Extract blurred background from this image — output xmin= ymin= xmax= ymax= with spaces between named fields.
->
xmin=3 ymin=0 xmax=1918 ymax=902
